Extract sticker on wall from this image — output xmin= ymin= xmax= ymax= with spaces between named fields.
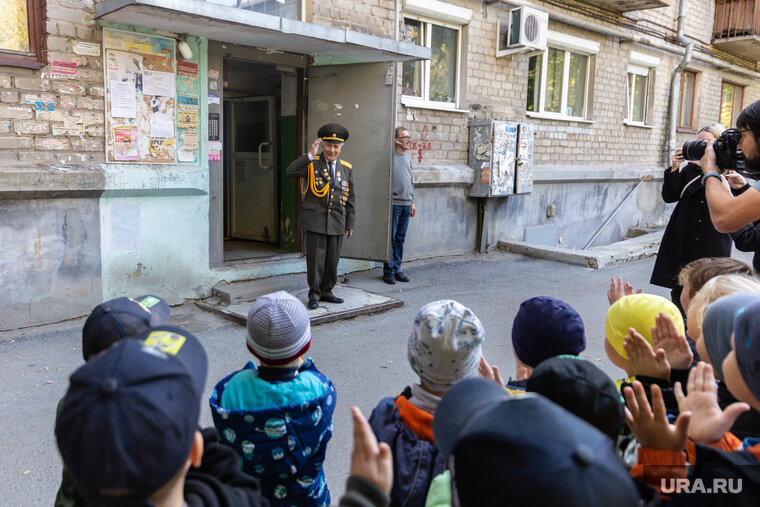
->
xmin=24 ymin=96 xmax=54 ymax=111
xmin=51 ymin=60 xmax=77 ymax=79
xmin=177 ymin=61 xmax=198 ymax=78
xmin=208 ymin=94 xmax=220 ymax=105
xmin=208 ymin=69 xmax=220 ymax=80
xmin=209 ymin=140 xmax=222 ymax=161
xmin=73 ymin=42 xmax=101 ymax=56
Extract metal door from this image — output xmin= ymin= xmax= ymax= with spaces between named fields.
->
xmin=229 ymin=96 xmax=277 ymax=242
xmin=307 ymin=62 xmax=395 ymax=261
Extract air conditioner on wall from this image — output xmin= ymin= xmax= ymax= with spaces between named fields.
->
xmin=496 ymin=6 xmax=548 ymax=58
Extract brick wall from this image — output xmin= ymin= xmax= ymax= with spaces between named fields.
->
xmin=310 ymin=0 xmax=394 ymax=38
xmin=391 ymin=0 xmax=760 ymax=167
xmin=0 ymin=0 xmax=104 ymax=164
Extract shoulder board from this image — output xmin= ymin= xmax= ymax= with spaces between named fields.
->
xmin=314 ymin=155 xmax=320 ymax=160
xmin=340 ymin=160 xmax=352 ymax=169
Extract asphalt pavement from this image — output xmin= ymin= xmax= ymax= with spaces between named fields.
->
xmin=1 ymin=249 xmax=741 ymax=504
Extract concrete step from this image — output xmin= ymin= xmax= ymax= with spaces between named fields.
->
xmin=197 ymin=279 xmax=403 ymax=327
xmin=497 ymin=231 xmax=663 ymax=269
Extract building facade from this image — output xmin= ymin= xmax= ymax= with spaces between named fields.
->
xmin=1 ymin=0 xmax=758 ymax=329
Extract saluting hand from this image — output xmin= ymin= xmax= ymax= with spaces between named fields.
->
xmin=310 ymin=138 xmax=322 ymax=157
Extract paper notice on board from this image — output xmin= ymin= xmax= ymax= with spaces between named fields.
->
xmin=113 ymin=126 xmax=139 ymax=161
xmin=181 ymin=129 xmax=199 ymax=152
xmin=178 ymin=150 xmax=195 ymax=162
xmin=150 ymin=115 xmax=174 ymax=138
xmin=142 ymin=70 xmax=176 ymax=97
xmin=110 ymin=81 xmax=137 ymax=118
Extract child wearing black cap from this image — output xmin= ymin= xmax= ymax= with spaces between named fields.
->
xmin=55 ymin=326 xmax=268 ymax=506
xmin=54 ymin=295 xmax=170 ymax=507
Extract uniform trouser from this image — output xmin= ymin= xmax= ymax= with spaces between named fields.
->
xmin=306 ymin=230 xmax=343 ymax=301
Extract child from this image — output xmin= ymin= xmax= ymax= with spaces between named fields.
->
xmin=507 ymin=296 xmax=585 ymax=391
xmin=369 ymin=299 xmax=484 ymax=507
xmin=605 ymin=293 xmax=684 ymax=386
xmin=209 ymin=291 xmax=335 ymax=507
xmin=55 ymin=327 xmax=267 ymax=506
xmin=55 ymin=295 xmax=170 ymax=507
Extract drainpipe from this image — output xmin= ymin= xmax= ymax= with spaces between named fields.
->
xmin=395 ymin=0 xmax=401 ymax=41
xmin=665 ymin=0 xmax=693 ymax=166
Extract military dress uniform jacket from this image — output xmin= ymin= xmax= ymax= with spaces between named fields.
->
xmin=286 ymin=153 xmax=355 ymax=236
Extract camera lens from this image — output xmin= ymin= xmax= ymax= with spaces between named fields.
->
xmin=682 ymin=139 xmax=706 ymax=161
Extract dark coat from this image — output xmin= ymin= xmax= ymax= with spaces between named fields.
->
xmin=731 ymin=219 xmax=760 ymax=273
xmin=368 ymin=388 xmax=446 ymax=507
xmin=650 ymin=164 xmax=733 ymax=289
xmin=286 ymin=153 xmax=355 ymax=236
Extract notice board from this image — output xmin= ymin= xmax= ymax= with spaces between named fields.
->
xmin=103 ymin=28 xmax=177 ymax=163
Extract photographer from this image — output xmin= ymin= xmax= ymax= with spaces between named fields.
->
xmin=651 ymin=124 xmax=744 ymax=317
xmin=701 ymin=99 xmax=760 ymax=233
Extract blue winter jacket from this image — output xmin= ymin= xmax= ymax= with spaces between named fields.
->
xmin=369 ymin=387 xmax=447 ymax=507
xmin=210 ymin=359 xmax=336 ymax=507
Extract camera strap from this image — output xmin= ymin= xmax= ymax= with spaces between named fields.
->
xmin=680 ymin=175 xmax=702 ymax=199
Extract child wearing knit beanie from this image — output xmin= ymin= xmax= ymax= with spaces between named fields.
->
xmin=369 ymin=299 xmax=485 ymax=507
xmin=209 ymin=291 xmax=335 ymax=507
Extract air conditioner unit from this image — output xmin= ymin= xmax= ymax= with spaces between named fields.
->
xmin=496 ymin=7 xmax=548 ymax=58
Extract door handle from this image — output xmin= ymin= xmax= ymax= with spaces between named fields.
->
xmin=258 ymin=141 xmax=271 ymax=168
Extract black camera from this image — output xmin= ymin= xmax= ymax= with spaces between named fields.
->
xmin=682 ymin=128 xmax=744 ymax=172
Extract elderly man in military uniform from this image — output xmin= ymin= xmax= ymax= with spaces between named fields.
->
xmin=286 ymin=123 xmax=355 ymax=310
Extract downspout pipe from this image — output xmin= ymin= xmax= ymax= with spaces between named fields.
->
xmin=666 ymin=0 xmax=693 ymax=166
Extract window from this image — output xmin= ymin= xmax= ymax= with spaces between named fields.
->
xmin=0 ymin=0 xmax=46 ymax=68
xmin=526 ymin=32 xmax=599 ymax=120
xmin=720 ymin=82 xmax=744 ymax=128
xmin=402 ymin=16 xmax=461 ymax=107
xmin=624 ymin=51 xmax=658 ymax=126
xmin=677 ymin=71 xmax=696 ymax=130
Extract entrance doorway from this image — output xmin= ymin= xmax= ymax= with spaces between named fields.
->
xmin=222 ymin=59 xmax=299 ymax=262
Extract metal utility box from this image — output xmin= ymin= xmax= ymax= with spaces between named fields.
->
xmin=468 ymin=120 xmax=534 ymax=197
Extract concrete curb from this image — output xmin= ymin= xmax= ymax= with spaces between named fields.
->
xmin=497 ymin=231 xmax=662 ymax=269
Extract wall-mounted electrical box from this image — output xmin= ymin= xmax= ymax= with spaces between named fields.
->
xmin=468 ymin=120 xmax=535 ymax=197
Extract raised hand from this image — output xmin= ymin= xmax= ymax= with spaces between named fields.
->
xmin=652 ymin=313 xmax=693 ymax=370
xmin=309 ymin=138 xmax=322 ymax=157
xmin=478 ymin=356 xmax=505 ymax=387
xmin=674 ymin=362 xmax=749 ymax=445
xmin=624 ymin=381 xmax=690 ymax=451
xmin=349 ymin=406 xmax=393 ymax=494
xmin=624 ymin=327 xmax=670 ymax=380
xmin=607 ymin=277 xmax=642 ymax=305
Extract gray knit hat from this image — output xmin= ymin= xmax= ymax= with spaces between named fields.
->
xmin=408 ymin=300 xmax=485 ymax=392
xmin=246 ymin=291 xmax=311 ymax=365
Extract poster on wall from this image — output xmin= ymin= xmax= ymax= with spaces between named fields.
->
xmin=103 ymin=28 xmax=177 ymax=163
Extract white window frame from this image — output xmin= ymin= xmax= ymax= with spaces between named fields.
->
xmin=624 ymin=51 xmax=659 ymax=127
xmin=526 ymin=32 xmax=599 ymax=121
xmin=400 ymin=13 xmax=463 ymax=110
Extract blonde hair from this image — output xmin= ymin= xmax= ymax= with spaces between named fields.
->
xmin=698 ymin=123 xmax=726 ymax=139
xmin=686 ymin=274 xmax=760 ymax=338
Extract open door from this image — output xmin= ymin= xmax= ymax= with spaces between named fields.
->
xmin=229 ymin=96 xmax=277 ymax=242
xmin=307 ymin=62 xmax=395 ymax=262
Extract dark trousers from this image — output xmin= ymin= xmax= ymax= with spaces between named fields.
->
xmin=306 ymin=230 xmax=343 ymax=301
xmin=383 ymin=204 xmax=411 ymax=275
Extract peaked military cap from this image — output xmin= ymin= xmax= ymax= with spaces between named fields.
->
xmin=318 ymin=123 xmax=349 ymax=143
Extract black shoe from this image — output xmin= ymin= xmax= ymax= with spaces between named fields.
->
xmin=320 ymin=294 xmax=344 ymax=304
xmin=307 ymin=298 xmax=319 ymax=309
xmin=383 ymin=273 xmax=396 ymax=284
xmin=394 ymin=272 xmax=410 ymax=282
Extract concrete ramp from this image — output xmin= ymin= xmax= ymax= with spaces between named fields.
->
xmin=196 ymin=278 xmax=403 ymax=326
